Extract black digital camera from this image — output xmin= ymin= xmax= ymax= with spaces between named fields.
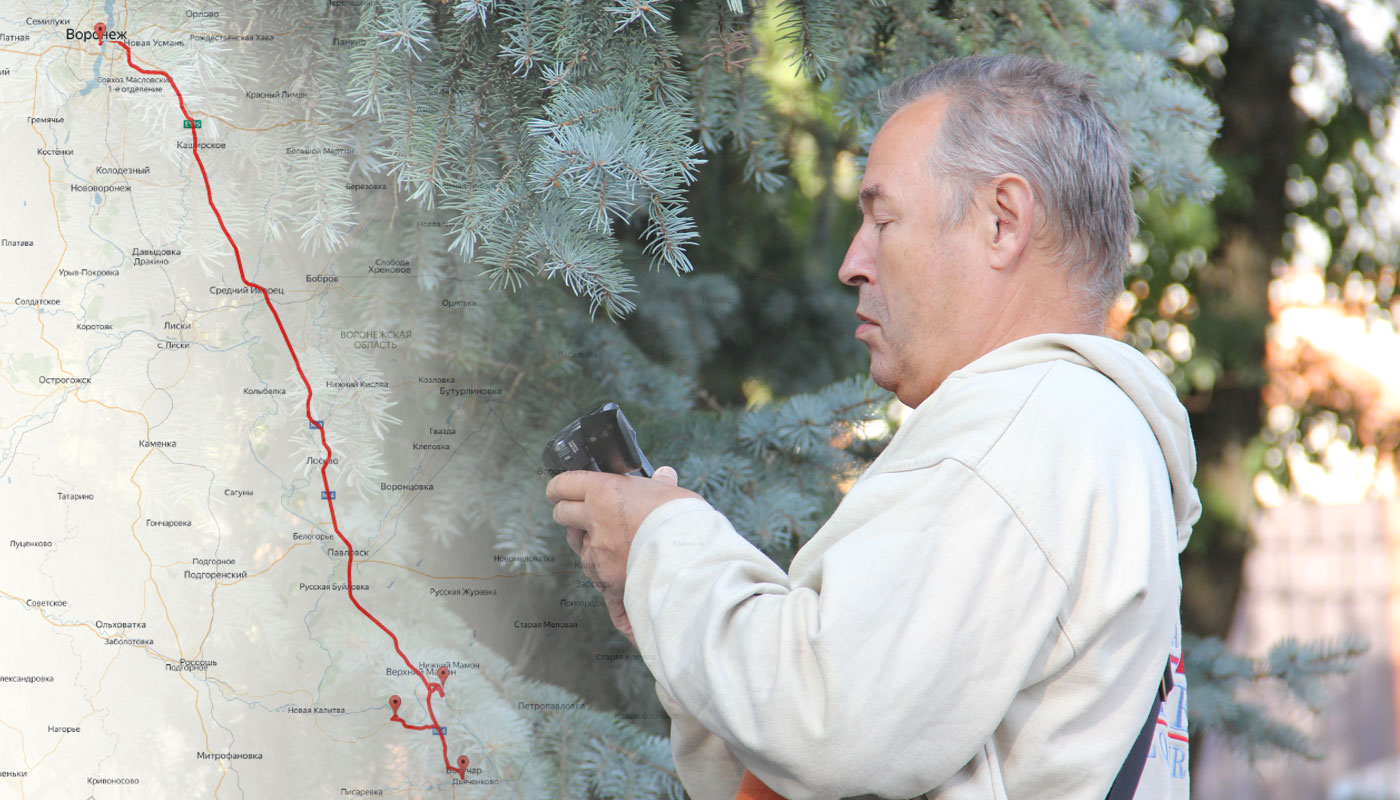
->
xmin=542 ymin=402 xmax=654 ymax=478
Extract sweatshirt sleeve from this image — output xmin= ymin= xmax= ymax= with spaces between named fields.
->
xmin=623 ymin=460 xmax=1071 ymax=800
xmin=653 ymin=679 xmax=746 ymax=800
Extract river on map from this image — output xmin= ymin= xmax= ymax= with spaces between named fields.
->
xmin=78 ymin=0 xmax=117 ymax=96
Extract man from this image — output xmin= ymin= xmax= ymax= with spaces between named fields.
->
xmin=547 ymin=55 xmax=1200 ymax=799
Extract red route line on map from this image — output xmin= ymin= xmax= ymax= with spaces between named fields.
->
xmin=104 ymin=30 xmax=468 ymax=782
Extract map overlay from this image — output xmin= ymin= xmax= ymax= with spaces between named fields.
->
xmin=0 ymin=2 xmax=661 ymax=796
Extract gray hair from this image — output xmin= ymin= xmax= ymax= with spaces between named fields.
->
xmin=880 ymin=55 xmax=1135 ymax=321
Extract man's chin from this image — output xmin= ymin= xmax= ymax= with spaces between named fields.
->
xmin=867 ymin=361 xmax=898 ymax=395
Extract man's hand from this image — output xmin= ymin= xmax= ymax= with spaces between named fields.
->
xmin=545 ymin=466 xmax=700 ymax=646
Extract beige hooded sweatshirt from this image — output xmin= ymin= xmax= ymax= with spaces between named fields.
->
xmin=624 ymin=333 xmax=1201 ymax=800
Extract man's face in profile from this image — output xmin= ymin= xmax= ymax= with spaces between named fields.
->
xmin=838 ymin=94 xmax=986 ymax=408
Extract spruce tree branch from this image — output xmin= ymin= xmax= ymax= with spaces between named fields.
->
xmin=597 ymin=738 xmax=681 ymax=782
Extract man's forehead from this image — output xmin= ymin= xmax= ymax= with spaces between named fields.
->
xmin=860 ymin=93 xmax=948 ymax=201
xmin=880 ymin=92 xmax=949 ymax=144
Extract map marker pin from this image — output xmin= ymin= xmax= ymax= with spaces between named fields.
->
xmin=388 ymin=695 xmax=402 ymax=716
xmin=457 ymin=755 xmax=469 ymax=773
xmin=437 ymin=666 xmax=450 ymax=686
xmin=93 ymin=22 xmax=106 ymax=46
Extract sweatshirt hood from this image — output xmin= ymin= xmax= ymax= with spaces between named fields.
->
xmin=938 ymin=333 xmax=1202 ymax=552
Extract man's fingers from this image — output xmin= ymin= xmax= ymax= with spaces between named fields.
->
xmin=552 ymin=499 xmax=588 ymax=530
xmin=653 ymin=465 xmax=678 ymax=486
xmin=565 ymin=527 xmax=585 ymax=555
xmin=545 ymin=470 xmax=608 ymax=504
xmin=602 ymin=591 xmax=634 ymax=640
xmin=580 ymin=547 xmax=606 ymax=591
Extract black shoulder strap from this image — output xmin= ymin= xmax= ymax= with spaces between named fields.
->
xmin=1105 ymin=661 xmax=1175 ymax=800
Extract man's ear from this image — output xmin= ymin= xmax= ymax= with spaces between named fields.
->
xmin=986 ymin=173 xmax=1035 ymax=270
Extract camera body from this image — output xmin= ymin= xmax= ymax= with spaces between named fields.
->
xmin=542 ymin=403 xmax=654 ymax=478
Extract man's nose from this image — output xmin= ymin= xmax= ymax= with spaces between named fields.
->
xmin=838 ymin=224 xmax=875 ymax=287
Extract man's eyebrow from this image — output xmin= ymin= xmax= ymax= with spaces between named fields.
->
xmin=859 ymin=184 xmax=884 ymax=212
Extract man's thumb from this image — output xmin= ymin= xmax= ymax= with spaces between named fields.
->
xmin=653 ymin=465 xmax=679 ymax=486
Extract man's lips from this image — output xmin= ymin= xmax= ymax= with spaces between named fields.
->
xmin=855 ymin=313 xmax=878 ymax=337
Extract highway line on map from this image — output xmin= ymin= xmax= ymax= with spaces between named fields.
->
xmin=102 ymin=27 xmax=469 ymax=782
